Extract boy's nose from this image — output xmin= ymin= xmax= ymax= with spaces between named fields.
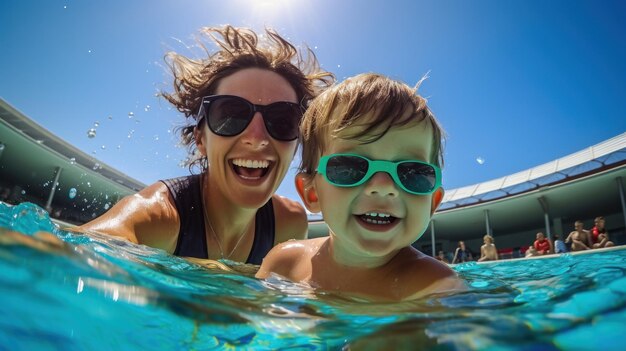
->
xmin=363 ymin=171 xmax=399 ymax=197
xmin=240 ymin=113 xmax=269 ymax=148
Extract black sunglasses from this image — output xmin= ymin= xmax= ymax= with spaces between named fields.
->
xmin=197 ymin=95 xmax=303 ymax=141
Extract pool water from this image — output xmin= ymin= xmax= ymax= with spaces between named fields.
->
xmin=1 ymin=202 xmax=624 ymax=350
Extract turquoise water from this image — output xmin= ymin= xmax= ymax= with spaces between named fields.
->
xmin=1 ymin=202 xmax=625 ymax=350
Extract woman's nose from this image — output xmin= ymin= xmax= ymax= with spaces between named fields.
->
xmin=239 ymin=113 xmax=270 ymax=148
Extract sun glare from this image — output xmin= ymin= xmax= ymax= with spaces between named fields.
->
xmin=250 ymin=0 xmax=298 ymax=21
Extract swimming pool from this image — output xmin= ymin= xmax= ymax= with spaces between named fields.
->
xmin=1 ymin=202 xmax=624 ymax=350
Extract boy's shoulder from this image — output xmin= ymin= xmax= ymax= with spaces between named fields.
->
xmin=394 ymin=248 xmax=464 ymax=299
xmin=256 ymin=237 xmax=326 ymax=280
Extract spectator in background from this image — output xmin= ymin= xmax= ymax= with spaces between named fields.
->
xmin=553 ymin=234 xmax=568 ymax=254
xmin=533 ymin=232 xmax=553 ymax=255
xmin=452 ymin=241 xmax=473 ymax=264
xmin=565 ymin=220 xmax=593 ymax=251
xmin=525 ymin=245 xmax=538 ymax=258
xmin=436 ymin=250 xmax=450 ymax=264
xmin=478 ymin=234 xmax=499 ymax=261
xmin=591 ymin=216 xmax=614 ymax=249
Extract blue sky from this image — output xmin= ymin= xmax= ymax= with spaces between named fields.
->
xmin=1 ymin=0 xmax=625 ymax=205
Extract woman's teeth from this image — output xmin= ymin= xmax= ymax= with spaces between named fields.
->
xmin=232 ymin=159 xmax=269 ymax=169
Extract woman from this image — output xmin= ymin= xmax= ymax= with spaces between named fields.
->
xmin=76 ymin=26 xmax=334 ymax=264
xmin=452 ymin=241 xmax=473 ymax=264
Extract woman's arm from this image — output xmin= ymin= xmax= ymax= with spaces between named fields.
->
xmin=73 ymin=182 xmax=180 ymax=252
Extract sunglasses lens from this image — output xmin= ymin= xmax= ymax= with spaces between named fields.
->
xmin=326 ymin=155 xmax=369 ymax=185
xmin=263 ymin=103 xmax=302 ymax=141
xmin=398 ymin=162 xmax=437 ymax=193
xmin=207 ymin=97 xmax=252 ymax=136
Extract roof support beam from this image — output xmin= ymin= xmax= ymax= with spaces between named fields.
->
xmin=538 ymin=196 xmax=552 ymax=241
xmin=484 ymin=210 xmax=492 ymax=236
xmin=45 ymin=166 xmax=62 ymax=212
xmin=618 ymin=176 xmax=626 ymax=231
xmin=430 ymin=220 xmax=436 ymax=257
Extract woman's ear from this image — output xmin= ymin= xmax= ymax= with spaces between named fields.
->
xmin=431 ymin=187 xmax=445 ymax=215
xmin=295 ymin=173 xmax=321 ymax=213
xmin=194 ymin=125 xmax=208 ymax=157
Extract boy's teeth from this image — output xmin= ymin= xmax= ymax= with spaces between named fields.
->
xmin=232 ymin=159 xmax=269 ymax=168
xmin=361 ymin=212 xmax=394 ymax=225
xmin=365 ymin=212 xmax=390 ymax=218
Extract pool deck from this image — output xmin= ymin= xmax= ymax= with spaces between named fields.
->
xmin=454 ymin=245 xmax=626 ymax=265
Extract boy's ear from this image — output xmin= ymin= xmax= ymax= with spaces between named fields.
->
xmin=430 ymin=187 xmax=445 ymax=215
xmin=295 ymin=173 xmax=321 ymax=213
xmin=194 ymin=126 xmax=207 ymax=157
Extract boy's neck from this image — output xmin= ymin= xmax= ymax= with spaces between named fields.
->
xmin=327 ymin=234 xmax=402 ymax=269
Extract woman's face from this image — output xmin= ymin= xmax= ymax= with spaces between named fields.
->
xmin=196 ymin=68 xmax=299 ymax=208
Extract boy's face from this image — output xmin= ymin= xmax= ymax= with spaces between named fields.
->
xmin=304 ymin=113 xmax=443 ymax=262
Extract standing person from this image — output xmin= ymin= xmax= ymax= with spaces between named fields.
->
xmin=533 ymin=232 xmax=553 ymax=255
xmin=565 ymin=220 xmax=593 ymax=251
xmin=256 ymin=73 xmax=463 ymax=300
xmin=591 ymin=216 xmax=615 ymax=249
xmin=478 ymin=234 xmax=498 ymax=262
xmin=452 ymin=241 xmax=473 ymax=264
xmin=75 ymin=26 xmax=334 ymax=264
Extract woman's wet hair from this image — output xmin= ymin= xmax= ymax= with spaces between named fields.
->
xmin=161 ymin=25 xmax=334 ymax=172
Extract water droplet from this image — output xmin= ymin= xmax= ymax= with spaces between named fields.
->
xmin=87 ymin=128 xmax=97 ymax=138
xmin=128 ymin=112 xmax=134 ymax=118
xmin=337 ymin=64 xmax=341 ymax=68
xmin=87 ymin=182 xmax=91 ymax=188
xmin=476 ymin=157 xmax=485 ymax=165
xmin=108 ymin=115 xmax=113 ymax=120
xmin=116 ymin=145 xmax=121 ymax=149
xmin=69 ymin=157 xmax=76 ymax=165
xmin=93 ymin=163 xmax=101 ymax=170
xmin=144 ymin=105 xmax=151 ymax=112
xmin=101 ymin=145 xmax=106 ymax=150
xmin=104 ymin=203 xmax=110 ymax=210
xmin=63 ymin=5 xmax=67 ymax=9
xmin=153 ymin=135 xmax=159 ymax=141
xmin=21 ymin=190 xmax=26 ymax=195
xmin=93 ymin=121 xmax=100 ymax=127
xmin=69 ymin=188 xmax=77 ymax=199
xmin=88 ymin=50 xmax=92 ymax=54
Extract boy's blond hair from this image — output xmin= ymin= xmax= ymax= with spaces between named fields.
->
xmin=299 ymin=73 xmax=444 ymax=175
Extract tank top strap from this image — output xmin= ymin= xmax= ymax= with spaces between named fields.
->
xmin=160 ymin=174 xmax=208 ymax=258
xmin=246 ymin=199 xmax=275 ymax=265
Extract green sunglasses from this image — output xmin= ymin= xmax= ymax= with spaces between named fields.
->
xmin=316 ymin=153 xmax=442 ymax=195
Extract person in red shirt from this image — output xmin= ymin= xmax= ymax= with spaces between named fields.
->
xmin=534 ymin=232 xmax=552 ymax=255
xmin=591 ymin=216 xmax=615 ymax=249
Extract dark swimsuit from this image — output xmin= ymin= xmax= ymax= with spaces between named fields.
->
xmin=160 ymin=174 xmax=275 ymax=264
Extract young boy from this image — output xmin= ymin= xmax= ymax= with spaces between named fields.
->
xmin=478 ymin=234 xmax=499 ymax=261
xmin=256 ymin=73 xmax=464 ymax=301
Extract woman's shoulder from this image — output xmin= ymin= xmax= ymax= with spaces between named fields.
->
xmin=271 ymin=194 xmax=308 ymax=241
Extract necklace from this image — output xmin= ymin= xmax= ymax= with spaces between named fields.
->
xmin=205 ymin=214 xmax=251 ymax=260
xmin=201 ymin=175 xmax=252 ymax=260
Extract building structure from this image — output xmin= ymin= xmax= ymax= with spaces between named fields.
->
xmin=2 ymin=97 xmax=625 ymax=257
